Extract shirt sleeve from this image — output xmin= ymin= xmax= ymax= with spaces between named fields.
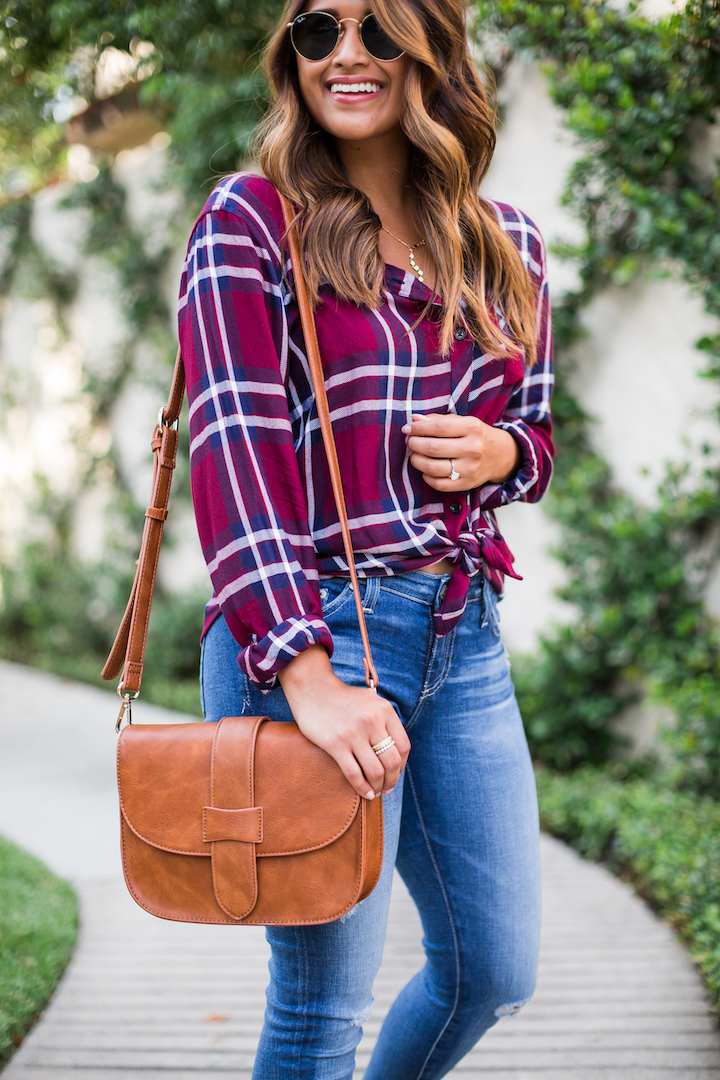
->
xmin=178 ymin=196 xmax=333 ymax=689
xmin=478 ymin=208 xmax=555 ymax=511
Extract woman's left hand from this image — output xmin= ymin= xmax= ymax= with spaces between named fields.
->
xmin=402 ymin=413 xmax=521 ymax=491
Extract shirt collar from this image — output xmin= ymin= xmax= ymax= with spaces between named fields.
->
xmin=383 ymin=263 xmax=444 ymax=307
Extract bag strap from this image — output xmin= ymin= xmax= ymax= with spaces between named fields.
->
xmin=279 ymin=195 xmax=378 ymax=694
xmin=103 ymin=192 xmax=378 ymax=728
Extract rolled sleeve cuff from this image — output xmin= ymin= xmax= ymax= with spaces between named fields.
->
xmin=477 ymin=421 xmax=542 ymax=511
xmin=238 ymin=616 xmax=334 ymax=692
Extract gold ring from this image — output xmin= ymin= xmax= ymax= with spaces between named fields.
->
xmin=371 ymin=736 xmax=394 ymax=754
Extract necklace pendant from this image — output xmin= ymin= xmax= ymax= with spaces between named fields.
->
xmin=409 ymin=248 xmax=423 ymax=281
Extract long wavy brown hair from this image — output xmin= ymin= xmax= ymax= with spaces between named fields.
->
xmin=256 ymin=0 xmax=538 ymax=361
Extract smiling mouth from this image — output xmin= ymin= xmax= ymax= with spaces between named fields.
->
xmin=328 ymin=81 xmax=383 ymax=96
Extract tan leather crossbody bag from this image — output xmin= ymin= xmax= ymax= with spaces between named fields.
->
xmin=101 ymin=194 xmax=383 ymax=926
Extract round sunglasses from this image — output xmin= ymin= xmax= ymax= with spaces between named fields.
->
xmin=287 ymin=11 xmax=404 ymax=63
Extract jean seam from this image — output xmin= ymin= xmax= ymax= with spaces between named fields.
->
xmin=297 ymin=929 xmax=310 ymax=1078
xmin=422 ymin=630 xmax=456 ymax=699
xmin=405 ymin=764 xmax=461 ymax=1080
xmin=405 ymin=609 xmax=438 ymax=732
xmin=380 ymin=585 xmax=433 ymax=607
xmin=199 ymin=639 xmax=207 ymax=718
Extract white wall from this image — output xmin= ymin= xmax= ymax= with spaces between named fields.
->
xmin=0 ymin=142 xmax=209 ymax=594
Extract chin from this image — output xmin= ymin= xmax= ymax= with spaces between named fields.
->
xmin=322 ymin=114 xmax=398 ymax=142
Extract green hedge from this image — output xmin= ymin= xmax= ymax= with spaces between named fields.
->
xmin=0 ymin=836 xmax=79 ymax=1064
xmin=536 ymin=766 xmax=720 ymax=1011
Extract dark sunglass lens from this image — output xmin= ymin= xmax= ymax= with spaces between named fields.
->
xmin=361 ymin=14 xmax=403 ymax=60
xmin=292 ymin=12 xmax=339 ymax=61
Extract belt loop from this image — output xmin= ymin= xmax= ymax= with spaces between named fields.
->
xmin=363 ymin=577 xmax=380 ymax=615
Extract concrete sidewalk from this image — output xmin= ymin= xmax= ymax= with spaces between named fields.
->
xmin=1 ymin=658 xmax=719 ymax=1078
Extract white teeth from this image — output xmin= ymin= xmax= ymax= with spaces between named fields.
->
xmin=330 ymin=82 xmax=381 ymax=94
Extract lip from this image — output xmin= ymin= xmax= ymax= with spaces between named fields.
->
xmin=325 ymin=76 xmax=385 ymax=102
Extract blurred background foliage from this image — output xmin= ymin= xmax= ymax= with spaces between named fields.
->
xmin=0 ymin=0 xmax=720 ymax=785
xmin=473 ymin=0 xmax=720 ymax=791
xmin=0 ymin=0 xmax=282 ymax=201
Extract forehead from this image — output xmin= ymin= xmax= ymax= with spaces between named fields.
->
xmin=302 ymin=0 xmax=374 ymax=14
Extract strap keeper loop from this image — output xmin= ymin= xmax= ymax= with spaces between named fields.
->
xmin=145 ymin=506 xmax=168 ymax=522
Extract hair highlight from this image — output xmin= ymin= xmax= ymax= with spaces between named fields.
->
xmin=256 ymin=0 xmax=538 ymax=362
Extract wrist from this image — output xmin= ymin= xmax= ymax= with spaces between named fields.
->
xmin=487 ymin=426 xmax=521 ymax=484
xmin=278 ymin=643 xmax=338 ymax=705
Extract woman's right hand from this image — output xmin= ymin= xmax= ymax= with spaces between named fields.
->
xmin=277 ymin=644 xmax=410 ymax=800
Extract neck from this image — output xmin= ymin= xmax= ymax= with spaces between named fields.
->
xmin=334 ymin=128 xmax=414 ymax=220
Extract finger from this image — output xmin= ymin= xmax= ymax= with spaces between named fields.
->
xmin=359 ymin=736 xmax=403 ymax=796
xmin=406 ymin=434 xmax=469 ymax=459
xmin=377 ymin=746 xmax=403 ymax=794
xmin=376 ymin=715 xmax=410 ymax=794
xmin=403 ymin=414 xmax=477 ymax=438
xmin=334 ymin=748 xmax=384 ymax=801
xmin=386 ymin=714 xmax=411 ymax=761
xmin=421 ymin=472 xmax=464 ymax=492
xmin=377 ymin=744 xmax=407 ymax=794
xmin=354 ymin=743 xmax=389 ymax=798
xmin=410 ymin=452 xmax=458 ymax=478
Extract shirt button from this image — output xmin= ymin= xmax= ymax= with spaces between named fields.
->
xmin=454 ymin=327 xmax=467 ymax=340
xmin=449 ymin=501 xmax=463 ymax=515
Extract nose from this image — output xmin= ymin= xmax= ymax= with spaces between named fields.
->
xmin=335 ymin=18 xmax=369 ymax=66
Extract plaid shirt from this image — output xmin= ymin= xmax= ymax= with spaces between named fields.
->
xmin=178 ymin=174 xmax=554 ymax=688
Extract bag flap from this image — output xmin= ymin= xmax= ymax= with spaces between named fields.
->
xmin=117 ymin=717 xmax=360 ymax=856
xmin=118 ymin=722 xmax=214 ymax=854
xmin=253 ymin=719 xmax=360 ymax=856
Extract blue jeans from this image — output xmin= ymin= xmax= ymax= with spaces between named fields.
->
xmin=200 ymin=571 xmax=541 ymax=1080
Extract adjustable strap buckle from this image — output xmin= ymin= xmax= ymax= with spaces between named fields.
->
xmin=116 ymin=687 xmax=139 ymax=733
xmin=157 ymin=406 xmax=179 ymax=434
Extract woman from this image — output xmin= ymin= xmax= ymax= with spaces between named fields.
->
xmin=178 ymin=0 xmax=554 ymax=1076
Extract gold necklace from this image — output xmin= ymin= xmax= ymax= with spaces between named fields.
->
xmin=381 ymin=226 xmax=427 ymax=282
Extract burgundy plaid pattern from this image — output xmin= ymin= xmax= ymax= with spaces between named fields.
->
xmin=178 ymin=175 xmax=554 ymax=688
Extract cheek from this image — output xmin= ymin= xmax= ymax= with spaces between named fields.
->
xmin=296 ymin=62 xmax=324 ymax=121
xmin=384 ymin=60 xmax=409 ymax=121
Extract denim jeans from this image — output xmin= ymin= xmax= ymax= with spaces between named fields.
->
xmin=200 ymin=570 xmax=541 ymax=1080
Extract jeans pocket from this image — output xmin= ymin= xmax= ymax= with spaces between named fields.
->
xmin=319 ymin=579 xmax=354 ymax=617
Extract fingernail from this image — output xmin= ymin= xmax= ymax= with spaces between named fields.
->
xmin=365 ymin=790 xmax=375 ymax=800
xmin=401 ymin=424 xmax=411 ymax=434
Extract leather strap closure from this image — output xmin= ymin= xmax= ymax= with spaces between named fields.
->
xmin=102 ymin=189 xmax=378 ymax=702
xmin=207 ymin=716 xmax=264 ymax=920
xmin=203 ymin=806 xmax=264 ymax=844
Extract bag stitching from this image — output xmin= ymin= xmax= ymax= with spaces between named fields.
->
xmin=120 ymin=816 xmax=368 ymax=926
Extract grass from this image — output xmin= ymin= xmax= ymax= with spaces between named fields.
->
xmin=0 ymin=836 xmax=79 ymax=1065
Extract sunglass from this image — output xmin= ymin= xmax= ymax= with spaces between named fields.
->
xmin=287 ymin=11 xmax=404 ymax=63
